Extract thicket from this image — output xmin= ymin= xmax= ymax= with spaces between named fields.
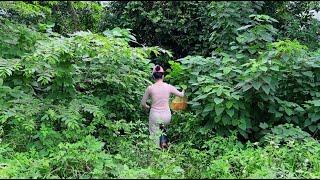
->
xmin=1 ymin=1 xmax=320 ymax=179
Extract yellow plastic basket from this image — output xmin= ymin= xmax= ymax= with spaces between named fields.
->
xmin=170 ymin=96 xmax=188 ymax=111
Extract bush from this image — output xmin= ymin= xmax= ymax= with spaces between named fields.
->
xmin=1 ymin=2 xmax=320 ymax=179
xmin=168 ymin=37 xmax=320 ymax=139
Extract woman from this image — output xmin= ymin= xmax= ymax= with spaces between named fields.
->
xmin=141 ymin=65 xmax=184 ymax=146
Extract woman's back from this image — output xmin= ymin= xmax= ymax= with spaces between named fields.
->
xmin=142 ymin=82 xmax=184 ymax=111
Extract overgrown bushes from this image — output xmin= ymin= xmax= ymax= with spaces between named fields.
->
xmin=1 ymin=1 xmax=320 ymax=179
xmin=167 ymin=15 xmax=320 ymax=139
xmin=2 ymin=117 xmax=320 ymax=178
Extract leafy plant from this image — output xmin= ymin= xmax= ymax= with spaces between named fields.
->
xmin=1 ymin=1 xmax=320 ymax=179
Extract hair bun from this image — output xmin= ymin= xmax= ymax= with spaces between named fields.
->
xmin=155 ymin=65 xmax=161 ymax=71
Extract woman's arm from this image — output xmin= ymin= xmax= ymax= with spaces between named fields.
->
xmin=141 ymin=86 xmax=151 ymax=109
xmin=170 ymin=85 xmax=184 ymax=97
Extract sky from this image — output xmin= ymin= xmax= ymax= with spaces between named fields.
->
xmin=313 ymin=11 xmax=320 ymax=20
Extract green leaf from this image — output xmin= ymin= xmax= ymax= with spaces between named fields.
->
xmin=203 ymin=103 xmax=214 ymax=113
xmin=231 ymin=93 xmax=240 ymax=100
xmin=190 ymin=101 xmax=201 ymax=107
xmin=226 ymin=109 xmax=234 ymax=117
xmin=260 ymin=33 xmax=273 ymax=42
xmin=284 ymin=108 xmax=293 ymax=116
xmin=222 ymin=116 xmax=229 ymax=125
xmin=226 ymin=101 xmax=233 ymax=109
xmin=270 ymin=65 xmax=279 ymax=71
xmin=261 ymin=85 xmax=270 ymax=94
xmin=203 ymin=86 xmax=212 ymax=93
xmin=238 ymin=120 xmax=247 ymax=130
xmin=243 ymin=84 xmax=252 ymax=92
xmin=259 ymin=66 xmax=268 ymax=72
xmin=304 ymin=119 xmax=312 ymax=127
xmin=194 ymin=94 xmax=209 ymax=101
xmin=215 ymin=106 xmax=225 ymax=116
xmin=181 ymin=85 xmax=187 ymax=90
xmin=308 ymin=125 xmax=317 ymax=132
xmin=231 ymin=46 xmax=238 ymax=50
xmin=275 ymin=112 xmax=283 ymax=118
xmin=262 ymin=76 xmax=271 ymax=85
xmin=237 ymin=24 xmax=253 ymax=31
xmin=214 ymin=98 xmax=224 ymax=105
xmin=239 ymin=129 xmax=248 ymax=139
xmin=236 ymin=53 xmax=245 ymax=59
xmin=295 ymin=106 xmax=304 ymax=112
xmin=252 ymin=81 xmax=262 ymax=90
xmin=312 ymin=100 xmax=320 ymax=107
xmin=311 ymin=114 xmax=320 ymax=122
xmin=214 ymin=116 xmax=221 ymax=123
xmin=302 ymin=71 xmax=313 ymax=77
xmin=217 ymin=88 xmax=223 ymax=96
xmin=259 ymin=122 xmax=268 ymax=129
xmin=214 ymin=73 xmax=223 ymax=78
xmin=223 ymin=67 xmax=232 ymax=74
xmin=232 ymin=118 xmax=238 ymax=126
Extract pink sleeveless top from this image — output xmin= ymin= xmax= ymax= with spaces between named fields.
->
xmin=141 ymin=82 xmax=184 ymax=111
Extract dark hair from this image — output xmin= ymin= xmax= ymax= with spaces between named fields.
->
xmin=152 ymin=65 xmax=164 ymax=80
xmin=153 ymin=72 xmax=163 ymax=80
xmin=155 ymin=65 xmax=161 ymax=71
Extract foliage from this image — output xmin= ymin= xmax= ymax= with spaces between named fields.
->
xmin=0 ymin=1 xmax=51 ymax=25
xmin=0 ymin=17 xmax=47 ymax=59
xmin=38 ymin=1 xmax=105 ymax=35
xmin=260 ymin=1 xmax=320 ymax=50
xmin=0 ymin=1 xmax=106 ymax=35
xmin=168 ymin=37 xmax=320 ymax=139
xmin=103 ymin=1 xmax=213 ymax=58
xmin=2 ymin=118 xmax=320 ymax=179
xmin=0 ymin=11 xmax=171 ymax=178
xmin=207 ymin=1 xmax=265 ymax=53
xmin=104 ymin=1 xmax=320 ymax=59
xmin=261 ymin=123 xmax=313 ymax=145
xmin=1 ymin=1 xmax=320 ymax=179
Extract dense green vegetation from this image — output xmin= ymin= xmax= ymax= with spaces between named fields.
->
xmin=1 ymin=1 xmax=320 ymax=179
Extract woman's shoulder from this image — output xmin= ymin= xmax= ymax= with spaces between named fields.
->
xmin=149 ymin=82 xmax=173 ymax=89
xmin=148 ymin=83 xmax=158 ymax=90
xmin=147 ymin=84 xmax=153 ymax=90
xmin=163 ymin=82 xmax=176 ymax=89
